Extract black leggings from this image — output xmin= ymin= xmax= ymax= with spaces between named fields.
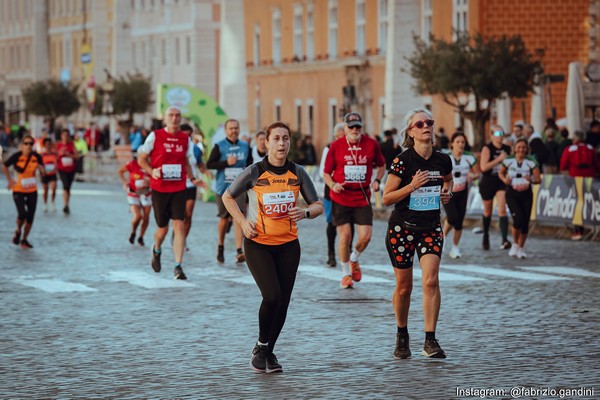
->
xmin=443 ymin=189 xmax=469 ymax=230
xmin=13 ymin=191 xmax=38 ymax=223
xmin=506 ymin=189 xmax=533 ymax=234
xmin=244 ymin=238 xmax=301 ymax=353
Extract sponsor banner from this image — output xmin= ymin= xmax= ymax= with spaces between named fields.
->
xmin=534 ymin=175 xmax=578 ymax=224
xmin=582 ymin=177 xmax=600 ymax=226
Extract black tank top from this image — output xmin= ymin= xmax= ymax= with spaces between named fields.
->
xmin=482 ymin=142 xmax=511 ymax=177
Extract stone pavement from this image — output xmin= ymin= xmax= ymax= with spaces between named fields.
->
xmin=1 ymin=177 xmax=599 ymax=399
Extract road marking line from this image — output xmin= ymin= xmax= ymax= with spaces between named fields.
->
xmin=299 ymin=265 xmax=393 ymax=283
xmin=14 ymin=278 xmax=97 ymax=293
xmin=519 ymin=266 xmax=600 ymax=278
xmin=442 ymin=264 xmax=571 ymax=280
xmin=106 ymin=271 xmax=195 ymax=288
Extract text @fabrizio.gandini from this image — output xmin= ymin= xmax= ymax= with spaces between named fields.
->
xmin=455 ymin=386 xmax=595 ymax=399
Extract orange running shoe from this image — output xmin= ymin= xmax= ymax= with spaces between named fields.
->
xmin=350 ymin=260 xmax=362 ymax=282
xmin=340 ymin=275 xmax=353 ymax=289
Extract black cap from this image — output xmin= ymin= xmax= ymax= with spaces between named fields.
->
xmin=344 ymin=112 xmax=363 ymax=128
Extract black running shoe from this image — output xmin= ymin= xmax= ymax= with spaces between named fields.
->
xmin=151 ymin=246 xmax=162 ymax=272
xmin=393 ymin=333 xmax=411 ymax=359
xmin=236 ymin=252 xmax=246 ymax=263
xmin=266 ymin=352 xmax=283 ymax=373
xmin=250 ymin=344 xmax=268 ymax=373
xmin=500 ymin=240 xmax=512 ymax=250
xmin=482 ymin=233 xmax=490 ymax=250
xmin=327 ymin=252 xmax=337 ymax=267
xmin=20 ymin=239 xmax=33 ymax=249
xmin=63 ymin=206 xmax=70 ymax=214
xmin=421 ymin=338 xmax=446 ymax=359
xmin=217 ymin=245 xmax=225 ymax=264
xmin=174 ymin=265 xmax=187 ymax=280
xmin=12 ymin=230 xmax=20 ymax=245
xmin=137 ymin=237 xmax=145 ymax=247
xmin=129 ymin=233 xmax=135 ymax=244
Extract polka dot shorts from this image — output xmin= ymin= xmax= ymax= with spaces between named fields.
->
xmin=385 ymin=222 xmax=444 ymax=269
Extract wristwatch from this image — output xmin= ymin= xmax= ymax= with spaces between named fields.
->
xmin=304 ymin=209 xmax=311 ymax=219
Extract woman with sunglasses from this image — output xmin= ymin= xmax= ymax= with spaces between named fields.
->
xmin=499 ymin=139 xmax=541 ymax=259
xmin=383 ymin=108 xmax=453 ymax=359
xmin=56 ymin=128 xmax=80 ymax=214
xmin=478 ymin=125 xmax=512 ymax=250
xmin=2 ymin=134 xmax=46 ymax=248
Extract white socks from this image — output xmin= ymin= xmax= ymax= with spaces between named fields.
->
xmin=341 ymin=261 xmax=350 ymax=276
xmin=349 ymin=248 xmax=362 ymax=263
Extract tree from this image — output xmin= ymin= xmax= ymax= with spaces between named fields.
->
xmin=406 ymin=32 xmax=542 ymax=150
xmin=22 ymin=79 xmax=81 ymax=126
xmin=98 ymin=72 xmax=153 ymax=142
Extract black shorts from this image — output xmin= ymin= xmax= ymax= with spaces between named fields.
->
xmin=13 ymin=191 xmax=38 ymax=224
xmin=478 ymin=175 xmax=505 ymax=201
xmin=385 ymin=222 xmax=444 ymax=269
xmin=443 ymin=189 xmax=469 ymax=230
xmin=332 ymin=201 xmax=373 ymax=226
xmin=151 ymin=189 xmax=186 ymax=228
xmin=216 ymin=193 xmax=247 ymax=219
xmin=185 ymin=187 xmax=197 ymax=201
xmin=58 ymin=171 xmax=76 ymax=192
xmin=41 ymin=174 xmax=57 ymax=184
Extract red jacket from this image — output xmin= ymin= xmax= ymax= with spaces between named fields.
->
xmin=559 ymin=143 xmax=599 ymax=177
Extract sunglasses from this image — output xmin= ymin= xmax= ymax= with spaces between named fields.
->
xmin=23 ymin=141 xmax=34 ymax=146
xmin=492 ymin=130 xmax=505 ymax=137
xmin=410 ymin=119 xmax=435 ymax=129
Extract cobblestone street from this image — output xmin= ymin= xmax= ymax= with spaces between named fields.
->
xmin=1 ymin=180 xmax=599 ymax=399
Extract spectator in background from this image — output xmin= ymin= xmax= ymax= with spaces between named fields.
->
xmin=301 ymin=135 xmax=317 ymax=166
xmin=251 ymin=130 xmax=267 ymax=164
xmin=508 ymin=123 xmax=524 ymax=146
xmin=435 ymin=127 xmax=449 ymax=150
xmin=560 ymin=130 xmax=600 ymax=240
xmin=557 ymin=128 xmax=573 ymax=160
xmin=543 ymin=127 xmax=560 ymax=174
xmin=380 ymin=129 xmax=398 ymax=170
xmin=587 ymin=120 xmax=600 ymax=153
xmin=129 ymin=126 xmax=143 ymax=152
xmin=74 ymin=130 xmax=89 ymax=181
xmin=84 ymin=123 xmax=101 ymax=152
xmin=523 ymin=124 xmax=548 ymax=173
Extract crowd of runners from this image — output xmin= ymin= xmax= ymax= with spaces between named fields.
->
xmin=3 ymin=105 xmax=599 ymax=373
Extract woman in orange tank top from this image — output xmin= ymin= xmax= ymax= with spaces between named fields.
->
xmin=222 ymin=121 xmax=323 ymax=374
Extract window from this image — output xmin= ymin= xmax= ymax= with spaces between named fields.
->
xmin=142 ymin=40 xmax=147 ymax=71
xmin=255 ymin=99 xmax=261 ymax=131
xmin=422 ymin=0 xmax=432 ymax=42
xmin=272 ymin=9 xmax=281 ymax=65
xmin=307 ymin=5 xmax=314 ymax=60
xmin=253 ymin=24 xmax=260 ymax=66
xmin=275 ymin=99 xmax=282 ymax=121
xmin=378 ymin=0 xmax=388 ymax=54
xmin=295 ymin=100 xmax=302 ymax=132
xmin=293 ymin=5 xmax=303 ymax=59
xmin=25 ymin=44 xmax=30 ymax=68
xmin=186 ymin=36 xmax=191 ymax=64
xmin=175 ymin=37 xmax=180 ymax=65
xmin=132 ymin=43 xmax=137 ymax=68
xmin=64 ymin=37 xmax=71 ymax=68
xmin=307 ymin=101 xmax=314 ymax=136
xmin=356 ymin=0 xmax=365 ymax=56
xmin=453 ymin=0 xmax=468 ymax=37
xmin=328 ymin=0 xmax=337 ymax=59
xmin=10 ymin=46 xmax=15 ymax=70
xmin=329 ymin=98 xmax=338 ymax=136
xmin=161 ymin=38 xmax=166 ymax=66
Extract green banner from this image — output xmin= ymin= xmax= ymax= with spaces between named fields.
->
xmin=156 ymin=83 xmax=228 ymax=147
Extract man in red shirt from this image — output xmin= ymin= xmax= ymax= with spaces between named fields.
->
xmin=138 ymin=106 xmax=202 ymax=279
xmin=323 ymin=112 xmax=386 ymax=288
xmin=560 ymin=129 xmax=600 ymax=240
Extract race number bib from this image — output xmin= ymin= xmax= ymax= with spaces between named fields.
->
xmin=262 ymin=191 xmax=295 ymax=219
xmin=344 ymin=165 xmax=367 ymax=183
xmin=61 ymin=157 xmax=73 ymax=167
xmin=453 ymin=175 xmax=468 ymax=192
xmin=162 ymin=164 xmax=182 ymax=181
xmin=511 ymin=177 xmax=530 ymax=190
xmin=20 ymin=177 xmax=37 ymax=189
xmin=409 ymin=186 xmax=441 ymax=211
xmin=135 ymin=179 xmax=148 ymax=189
xmin=45 ymin=163 xmax=56 ymax=173
xmin=225 ymin=167 xmax=243 ymax=183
